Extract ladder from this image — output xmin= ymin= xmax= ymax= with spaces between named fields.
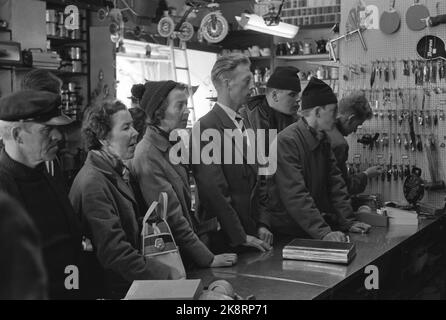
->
xmin=169 ymin=39 xmax=196 ymax=125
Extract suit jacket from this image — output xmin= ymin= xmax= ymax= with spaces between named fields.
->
xmin=192 ymin=104 xmax=260 ymax=248
xmin=240 ymin=95 xmax=299 ymax=137
xmin=69 ymin=151 xmax=170 ymax=299
xmin=269 ymin=119 xmax=355 ymax=239
xmin=327 ymin=122 xmax=368 ymax=195
xmin=130 ymin=126 xmax=214 ymax=268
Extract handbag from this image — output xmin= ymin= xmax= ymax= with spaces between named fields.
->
xmin=141 ymin=192 xmax=186 ymax=279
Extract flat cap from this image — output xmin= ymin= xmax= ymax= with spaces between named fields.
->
xmin=0 ymin=90 xmax=73 ymax=125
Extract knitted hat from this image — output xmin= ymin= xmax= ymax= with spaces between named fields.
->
xmin=140 ymin=80 xmax=178 ymax=120
xmin=266 ymin=66 xmax=301 ymax=93
xmin=301 ymin=77 xmax=338 ymax=110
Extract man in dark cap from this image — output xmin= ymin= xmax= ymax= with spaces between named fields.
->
xmin=239 ymin=66 xmax=302 ymax=246
xmin=240 ymin=66 xmax=301 ymax=134
xmin=0 ymin=90 xmax=83 ymax=299
xmin=268 ymin=78 xmax=371 ymax=242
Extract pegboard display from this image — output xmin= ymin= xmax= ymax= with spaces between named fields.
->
xmin=338 ymin=0 xmax=446 ymax=207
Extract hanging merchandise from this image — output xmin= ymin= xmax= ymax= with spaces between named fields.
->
xmin=358 ymin=1 xmax=380 ymax=30
xmin=416 ymin=35 xmax=446 ymax=61
xmin=200 ymin=6 xmax=228 ymax=44
xmin=406 ymin=0 xmax=430 ymax=31
xmin=413 ymin=2 xmax=446 ymax=31
xmin=157 ymin=13 xmax=175 ymax=38
xmin=157 ymin=1 xmax=228 ymax=44
xmin=380 ymin=0 xmax=401 ymax=35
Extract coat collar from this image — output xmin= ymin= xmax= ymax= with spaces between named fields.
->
xmin=142 ymin=126 xmax=190 ymax=187
xmin=213 ymin=103 xmax=238 ymax=131
xmin=143 ymin=126 xmax=171 ymax=153
xmin=296 ymin=118 xmax=326 ymax=151
xmin=0 ymin=148 xmax=47 ymax=180
xmin=85 ymin=151 xmax=137 ymax=205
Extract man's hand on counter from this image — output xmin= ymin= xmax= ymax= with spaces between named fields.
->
xmin=258 ymin=226 xmax=274 ymax=246
xmin=243 ymin=235 xmax=272 ymax=252
xmin=349 ymin=221 xmax=371 ymax=234
xmin=323 ymin=231 xmax=348 ymax=242
xmin=210 ymin=253 xmax=238 ymax=268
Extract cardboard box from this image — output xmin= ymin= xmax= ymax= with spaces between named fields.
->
xmin=356 ymin=212 xmax=389 ymax=227
xmin=124 ymin=279 xmax=203 ymax=300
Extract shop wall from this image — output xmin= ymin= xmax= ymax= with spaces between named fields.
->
xmin=339 ymin=0 xmax=446 ymax=206
xmin=0 ymin=0 xmax=46 ymax=96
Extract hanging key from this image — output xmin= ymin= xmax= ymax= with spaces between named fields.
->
xmin=418 ymin=111 xmax=424 ymax=126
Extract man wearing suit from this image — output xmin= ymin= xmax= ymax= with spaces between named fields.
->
xmin=192 ymin=54 xmax=272 ymax=253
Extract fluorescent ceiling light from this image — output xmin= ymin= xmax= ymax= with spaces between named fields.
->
xmin=235 ymin=13 xmax=299 ymax=39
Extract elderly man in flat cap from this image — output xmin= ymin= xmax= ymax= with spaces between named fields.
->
xmin=0 ymin=90 xmax=83 ymax=299
xmin=268 ymin=78 xmax=371 ymax=242
xmin=239 ymin=66 xmax=302 ymax=246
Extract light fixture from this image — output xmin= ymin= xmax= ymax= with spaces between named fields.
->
xmin=236 ymin=13 xmax=299 ymax=39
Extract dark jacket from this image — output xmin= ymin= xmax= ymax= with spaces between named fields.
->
xmin=240 ymin=95 xmax=299 ymax=137
xmin=328 ymin=122 xmax=368 ymax=195
xmin=239 ymin=95 xmax=299 ymax=229
xmin=130 ymin=126 xmax=214 ymax=268
xmin=269 ymin=119 xmax=355 ymax=239
xmin=0 ymin=149 xmax=82 ymax=299
xmin=69 ymin=151 xmax=171 ymax=299
xmin=192 ymin=104 xmax=261 ymax=249
xmin=0 ymin=192 xmax=47 ymax=300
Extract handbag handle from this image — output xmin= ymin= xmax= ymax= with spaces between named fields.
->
xmin=141 ymin=200 xmax=158 ymax=236
xmin=141 ymin=192 xmax=168 ymax=236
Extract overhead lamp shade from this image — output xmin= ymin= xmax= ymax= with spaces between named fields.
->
xmin=236 ymin=13 xmax=299 ymax=39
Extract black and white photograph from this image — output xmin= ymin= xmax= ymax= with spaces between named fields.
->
xmin=0 ymin=0 xmax=446 ymax=305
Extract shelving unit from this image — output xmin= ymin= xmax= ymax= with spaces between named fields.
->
xmin=0 ymin=65 xmax=88 ymax=77
xmin=276 ymin=54 xmax=330 ymax=61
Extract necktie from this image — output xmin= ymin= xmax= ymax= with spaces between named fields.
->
xmin=235 ymin=114 xmax=246 ymax=133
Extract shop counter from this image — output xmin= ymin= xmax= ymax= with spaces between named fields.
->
xmin=188 ymin=215 xmax=446 ymax=299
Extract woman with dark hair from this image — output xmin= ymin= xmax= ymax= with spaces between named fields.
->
xmin=69 ymin=100 xmax=174 ymax=299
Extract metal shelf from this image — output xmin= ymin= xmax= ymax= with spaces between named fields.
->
xmin=276 ymin=54 xmax=330 ymax=61
xmin=47 ymin=36 xmax=87 ymax=46
xmin=249 ymin=56 xmax=272 ymax=60
xmin=0 ymin=65 xmax=88 ymax=77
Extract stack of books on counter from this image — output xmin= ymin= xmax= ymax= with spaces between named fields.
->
xmin=31 ymin=51 xmax=61 ymax=70
xmin=283 ymin=238 xmax=356 ymax=265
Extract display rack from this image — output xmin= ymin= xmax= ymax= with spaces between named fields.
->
xmin=339 ymin=0 xmax=446 ymax=207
